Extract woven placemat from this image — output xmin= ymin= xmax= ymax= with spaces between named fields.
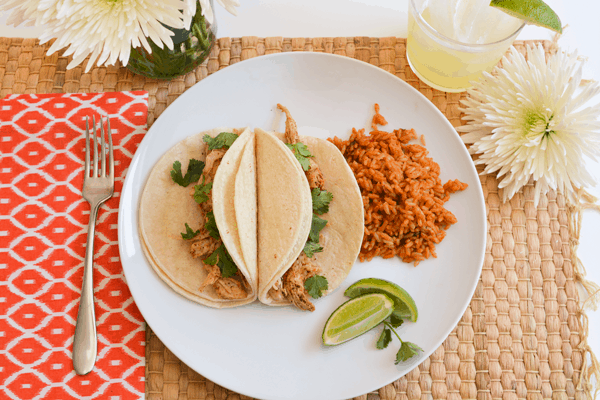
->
xmin=1 ymin=36 xmax=597 ymax=400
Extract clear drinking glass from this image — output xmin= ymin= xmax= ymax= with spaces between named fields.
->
xmin=406 ymin=0 xmax=526 ymax=92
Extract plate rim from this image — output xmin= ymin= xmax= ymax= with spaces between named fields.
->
xmin=118 ymin=51 xmax=486 ymax=400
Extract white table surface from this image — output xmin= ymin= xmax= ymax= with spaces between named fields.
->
xmin=1 ymin=0 xmax=598 ymax=381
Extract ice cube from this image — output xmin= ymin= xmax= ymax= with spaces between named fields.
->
xmin=423 ymin=0 xmax=460 ymax=40
xmin=456 ymin=0 xmax=523 ymax=44
xmin=423 ymin=0 xmax=523 ymax=44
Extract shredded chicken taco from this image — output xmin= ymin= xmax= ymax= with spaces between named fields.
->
xmin=257 ymin=105 xmax=364 ymax=311
xmin=139 ymin=128 xmax=258 ymax=308
xmin=140 ymin=108 xmax=363 ymax=311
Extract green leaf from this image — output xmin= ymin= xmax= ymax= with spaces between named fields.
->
xmin=389 ymin=314 xmax=404 ymax=329
xmin=170 ymin=161 xmax=185 ymax=186
xmin=202 ymin=244 xmax=239 ymax=278
xmin=303 ymin=240 xmax=323 ymax=258
xmin=204 ymin=132 xmax=239 ymax=151
xmin=309 ymin=214 xmax=328 ymax=242
xmin=395 ymin=341 xmax=423 ymax=364
xmin=295 ymin=143 xmax=312 ymax=157
xmin=203 ymin=248 xmax=219 ymax=265
xmin=407 ymin=341 xmax=423 ymax=352
xmin=303 ymin=209 xmax=328 ymax=257
xmin=204 ymin=211 xmax=220 ymax=240
xmin=311 ymin=188 xmax=334 ymax=215
xmin=217 ymin=245 xmax=238 ymax=278
xmin=170 ymin=159 xmax=205 ymax=187
xmin=285 ymin=143 xmax=312 ymax=171
xmin=304 ymin=275 xmax=328 ymax=299
xmin=376 ymin=328 xmax=392 ymax=350
xmin=186 ymin=159 xmax=205 ymax=184
xmin=193 ymin=177 xmax=213 ymax=204
xmin=181 ymin=223 xmax=200 ymax=240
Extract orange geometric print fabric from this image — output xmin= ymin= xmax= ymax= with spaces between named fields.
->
xmin=0 ymin=91 xmax=148 ymax=400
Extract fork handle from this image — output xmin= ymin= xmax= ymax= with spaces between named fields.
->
xmin=73 ymin=203 xmax=100 ymax=375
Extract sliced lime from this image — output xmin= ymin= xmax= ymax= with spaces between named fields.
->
xmin=322 ymin=293 xmax=394 ymax=346
xmin=345 ymin=278 xmax=418 ymax=322
xmin=491 ymin=0 xmax=562 ymax=33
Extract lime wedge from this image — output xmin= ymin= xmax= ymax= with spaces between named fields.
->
xmin=490 ymin=0 xmax=562 ymax=33
xmin=345 ymin=278 xmax=418 ymax=322
xmin=322 ymin=293 xmax=394 ymax=346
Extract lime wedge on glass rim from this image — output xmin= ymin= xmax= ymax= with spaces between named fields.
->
xmin=490 ymin=0 xmax=562 ymax=33
xmin=345 ymin=278 xmax=418 ymax=322
xmin=322 ymin=293 xmax=394 ymax=346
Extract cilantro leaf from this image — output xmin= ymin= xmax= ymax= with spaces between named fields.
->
xmin=309 ymin=214 xmax=328 ymax=242
xmin=216 ymin=245 xmax=238 ymax=278
xmin=186 ymin=159 xmax=205 ymax=184
xmin=305 ymin=275 xmax=328 ymax=299
xmin=303 ymin=240 xmax=323 ymax=258
xmin=203 ymin=244 xmax=238 ymax=278
xmin=295 ymin=143 xmax=312 ymax=157
xmin=286 ymin=143 xmax=312 ymax=171
xmin=204 ymin=211 xmax=220 ymax=240
xmin=204 ymin=132 xmax=239 ymax=151
xmin=193 ymin=177 xmax=213 ymax=204
xmin=296 ymin=155 xmax=311 ymax=171
xmin=303 ymin=194 xmax=330 ymax=257
xmin=376 ymin=328 xmax=392 ymax=350
xmin=170 ymin=161 xmax=185 ymax=185
xmin=389 ymin=314 xmax=404 ymax=329
xmin=408 ymin=341 xmax=423 ymax=352
xmin=395 ymin=341 xmax=423 ymax=364
xmin=181 ymin=223 xmax=200 ymax=240
xmin=170 ymin=159 xmax=205 ymax=187
xmin=311 ymin=188 xmax=334 ymax=215
xmin=203 ymin=248 xmax=219 ymax=265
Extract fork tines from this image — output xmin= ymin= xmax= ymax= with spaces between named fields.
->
xmin=85 ymin=116 xmax=114 ymax=179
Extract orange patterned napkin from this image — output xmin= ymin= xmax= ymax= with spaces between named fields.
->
xmin=0 ymin=92 xmax=148 ymax=399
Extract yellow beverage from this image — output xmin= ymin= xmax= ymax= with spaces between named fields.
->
xmin=407 ymin=0 xmax=525 ymax=92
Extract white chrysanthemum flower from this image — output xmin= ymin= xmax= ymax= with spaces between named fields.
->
xmin=458 ymin=44 xmax=600 ymax=206
xmin=215 ymin=0 xmax=240 ymax=16
xmin=0 ymin=0 xmax=39 ymax=27
xmin=2 ymin=0 xmax=241 ymax=71
xmin=182 ymin=0 xmax=198 ymax=29
xmin=3 ymin=0 xmax=187 ymax=72
xmin=50 ymin=0 xmax=187 ymax=71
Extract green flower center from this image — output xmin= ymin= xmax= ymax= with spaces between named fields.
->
xmin=523 ymin=109 xmax=555 ymax=140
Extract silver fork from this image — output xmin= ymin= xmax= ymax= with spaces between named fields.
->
xmin=73 ymin=116 xmax=114 ymax=375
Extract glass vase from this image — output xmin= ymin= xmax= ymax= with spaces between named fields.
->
xmin=126 ymin=1 xmax=217 ymax=79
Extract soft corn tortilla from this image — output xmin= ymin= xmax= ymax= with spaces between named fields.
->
xmin=139 ymin=127 xmax=257 ymax=308
xmin=257 ymin=129 xmax=364 ymax=305
xmin=212 ymin=130 xmax=257 ymax=288
xmin=296 ymin=134 xmax=364 ymax=294
xmin=234 ymin=133 xmax=258 ymax=285
xmin=256 ymin=128 xmax=313 ymax=305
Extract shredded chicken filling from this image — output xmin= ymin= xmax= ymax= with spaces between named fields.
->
xmin=281 ymin=254 xmax=320 ymax=312
xmin=190 ymin=137 xmax=249 ymax=300
xmin=267 ymin=279 xmax=286 ymax=302
xmin=274 ymin=104 xmax=327 ymax=311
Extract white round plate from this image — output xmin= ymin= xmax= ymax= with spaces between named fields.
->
xmin=118 ymin=53 xmax=486 ymax=400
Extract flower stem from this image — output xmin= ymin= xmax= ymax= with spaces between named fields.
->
xmin=383 ymin=321 xmax=404 ymax=344
xmin=199 ymin=15 xmax=208 ymax=38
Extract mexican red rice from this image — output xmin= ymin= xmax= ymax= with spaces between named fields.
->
xmin=329 ymin=104 xmax=468 ymax=265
